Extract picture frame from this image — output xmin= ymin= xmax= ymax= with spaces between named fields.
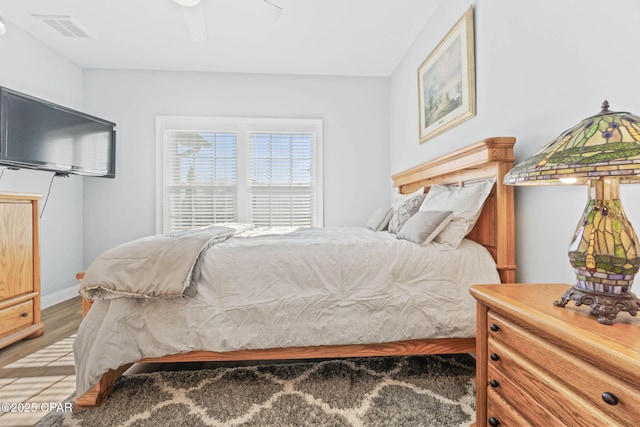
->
xmin=418 ymin=6 xmax=476 ymax=144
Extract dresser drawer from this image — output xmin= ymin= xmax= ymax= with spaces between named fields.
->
xmin=0 ymin=300 xmax=33 ymax=336
xmin=488 ymin=336 xmax=624 ymax=426
xmin=487 ymin=311 xmax=640 ymax=426
xmin=487 ymin=360 xmax=564 ymax=426
xmin=486 ymin=387 xmax=533 ymax=427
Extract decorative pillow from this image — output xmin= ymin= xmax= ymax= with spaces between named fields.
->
xmin=391 ymin=187 xmax=424 ymax=212
xmin=388 ymin=194 xmax=426 ymax=234
xmin=419 ymin=178 xmax=495 ymax=249
xmin=396 ymin=210 xmax=454 ymax=245
xmin=366 ymin=207 xmax=393 ymax=231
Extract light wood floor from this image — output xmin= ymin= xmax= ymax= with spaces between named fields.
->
xmin=0 ymin=297 xmax=82 ymax=426
xmin=0 ymin=297 xmax=82 ymax=369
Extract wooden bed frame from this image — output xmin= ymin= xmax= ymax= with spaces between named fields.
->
xmin=75 ymin=136 xmax=516 ymax=408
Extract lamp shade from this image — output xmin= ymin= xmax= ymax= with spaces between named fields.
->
xmin=504 ymin=101 xmax=640 ymax=186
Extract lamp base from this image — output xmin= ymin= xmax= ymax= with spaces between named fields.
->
xmin=554 ymin=286 xmax=640 ymax=325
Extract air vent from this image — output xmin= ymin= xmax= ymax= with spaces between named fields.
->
xmin=32 ymin=14 xmax=90 ymax=38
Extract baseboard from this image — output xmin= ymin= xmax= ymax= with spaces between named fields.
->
xmin=41 ymin=284 xmax=80 ymax=309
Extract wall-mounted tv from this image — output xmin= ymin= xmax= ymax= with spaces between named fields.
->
xmin=0 ymin=87 xmax=116 ymax=178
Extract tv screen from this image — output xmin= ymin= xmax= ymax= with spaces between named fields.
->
xmin=0 ymin=87 xmax=116 ymax=178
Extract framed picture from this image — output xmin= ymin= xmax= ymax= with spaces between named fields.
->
xmin=418 ymin=6 xmax=475 ymax=144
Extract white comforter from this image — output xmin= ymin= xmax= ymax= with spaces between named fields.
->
xmin=74 ymin=226 xmax=500 ymax=396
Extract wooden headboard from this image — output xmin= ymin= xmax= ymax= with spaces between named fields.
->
xmin=391 ymin=137 xmax=516 ymax=283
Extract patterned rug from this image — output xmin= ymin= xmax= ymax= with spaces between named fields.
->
xmin=39 ymin=354 xmax=476 ymax=427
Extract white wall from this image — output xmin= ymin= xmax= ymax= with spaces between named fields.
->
xmin=390 ymin=0 xmax=640 ymax=286
xmin=82 ymin=70 xmax=390 ymax=264
xmin=7 ymin=0 xmax=638 ymax=301
xmin=0 ymin=19 xmax=84 ymax=305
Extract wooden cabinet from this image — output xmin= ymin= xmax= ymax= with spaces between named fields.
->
xmin=470 ymin=283 xmax=640 ymax=427
xmin=0 ymin=192 xmax=44 ymax=349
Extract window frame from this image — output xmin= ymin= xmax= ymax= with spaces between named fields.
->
xmin=156 ymin=116 xmax=323 ymax=233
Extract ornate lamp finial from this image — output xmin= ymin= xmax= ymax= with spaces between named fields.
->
xmin=601 ymin=100 xmax=610 ymax=113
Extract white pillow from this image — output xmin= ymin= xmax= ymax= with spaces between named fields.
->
xmin=366 ymin=207 xmax=393 ymax=231
xmin=419 ymin=178 xmax=495 ymax=249
xmin=396 ymin=210 xmax=454 ymax=245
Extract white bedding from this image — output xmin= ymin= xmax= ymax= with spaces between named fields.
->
xmin=74 ymin=226 xmax=500 ymax=396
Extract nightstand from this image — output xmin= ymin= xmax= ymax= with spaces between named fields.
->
xmin=470 ymin=283 xmax=640 ymax=426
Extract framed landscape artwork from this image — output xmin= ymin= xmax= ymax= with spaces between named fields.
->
xmin=418 ymin=6 xmax=476 ymax=144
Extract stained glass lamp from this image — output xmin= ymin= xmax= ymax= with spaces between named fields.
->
xmin=504 ymin=101 xmax=640 ymax=324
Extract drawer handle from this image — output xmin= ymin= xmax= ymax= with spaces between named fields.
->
xmin=490 ymin=353 xmax=500 ymax=361
xmin=488 ymin=416 xmax=500 ymax=426
xmin=602 ymin=392 xmax=619 ymax=406
xmin=489 ymin=379 xmax=499 ymax=388
xmin=20 ymin=312 xmax=29 ymax=317
xmin=490 ymin=324 xmax=500 ymax=332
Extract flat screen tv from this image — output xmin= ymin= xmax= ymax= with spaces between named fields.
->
xmin=0 ymin=87 xmax=116 ymax=178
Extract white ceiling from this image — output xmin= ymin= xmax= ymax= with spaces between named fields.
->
xmin=0 ymin=0 xmax=440 ymax=77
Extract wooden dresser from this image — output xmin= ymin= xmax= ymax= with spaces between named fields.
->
xmin=470 ymin=283 xmax=640 ymax=427
xmin=0 ymin=192 xmax=44 ymax=349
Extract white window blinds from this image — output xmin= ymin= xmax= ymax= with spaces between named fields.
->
xmin=157 ymin=117 xmax=323 ymax=234
xmin=164 ymin=131 xmax=237 ymax=232
xmin=249 ymin=132 xmax=314 ymax=227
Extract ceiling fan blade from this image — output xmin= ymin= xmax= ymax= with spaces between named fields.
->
xmin=261 ymin=0 xmax=283 ymax=21
xmin=179 ymin=1 xmax=208 ymax=42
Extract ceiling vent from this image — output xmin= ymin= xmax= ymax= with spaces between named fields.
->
xmin=33 ymin=14 xmax=90 ymax=38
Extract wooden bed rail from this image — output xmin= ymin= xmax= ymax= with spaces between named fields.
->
xmin=74 ymin=338 xmax=475 ymax=408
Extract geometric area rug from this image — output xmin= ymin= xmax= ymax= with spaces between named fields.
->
xmin=39 ymin=354 xmax=476 ymax=427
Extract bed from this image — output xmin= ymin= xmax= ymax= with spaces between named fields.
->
xmin=74 ymin=136 xmax=516 ymax=408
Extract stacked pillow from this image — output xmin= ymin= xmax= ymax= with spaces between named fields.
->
xmin=418 ymin=178 xmax=495 ymax=249
xmin=366 ymin=187 xmax=424 ymax=232
xmin=367 ymin=178 xmax=495 ymax=248
xmin=387 ymin=191 xmax=426 ymax=234
xmin=396 ymin=210 xmax=454 ymax=246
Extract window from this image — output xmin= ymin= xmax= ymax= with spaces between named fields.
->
xmin=163 ymin=131 xmax=237 ymax=231
xmin=156 ymin=117 xmax=323 ymax=233
xmin=249 ymin=132 xmax=315 ymax=227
